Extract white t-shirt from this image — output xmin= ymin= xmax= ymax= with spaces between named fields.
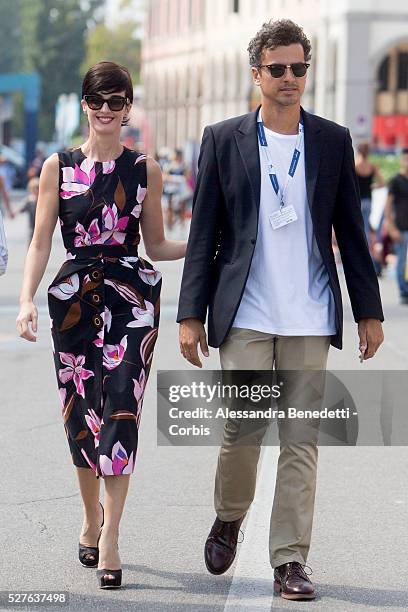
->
xmin=232 ymin=119 xmax=336 ymax=336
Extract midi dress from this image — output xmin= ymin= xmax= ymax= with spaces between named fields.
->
xmin=47 ymin=147 xmax=161 ymax=479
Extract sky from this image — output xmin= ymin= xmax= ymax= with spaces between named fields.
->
xmin=105 ymin=0 xmax=144 ymax=29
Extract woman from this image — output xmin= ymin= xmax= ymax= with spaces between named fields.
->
xmin=355 ymin=142 xmax=385 ymax=275
xmin=16 ymin=61 xmax=186 ymax=589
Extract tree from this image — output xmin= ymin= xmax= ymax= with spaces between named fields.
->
xmin=23 ymin=0 xmax=105 ymax=140
xmin=83 ymin=21 xmax=141 ymax=84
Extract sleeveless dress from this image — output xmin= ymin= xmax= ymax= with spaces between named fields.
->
xmin=47 ymin=147 xmax=161 ymax=479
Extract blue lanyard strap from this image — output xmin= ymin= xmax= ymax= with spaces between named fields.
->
xmin=257 ymin=110 xmax=304 ymax=206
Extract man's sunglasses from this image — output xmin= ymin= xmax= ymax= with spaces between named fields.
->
xmin=83 ymin=94 xmax=130 ymax=111
xmin=256 ymin=62 xmax=310 ymax=78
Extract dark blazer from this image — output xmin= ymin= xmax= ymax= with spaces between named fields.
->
xmin=176 ymin=106 xmax=384 ymax=350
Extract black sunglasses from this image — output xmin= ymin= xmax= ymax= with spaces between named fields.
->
xmin=84 ymin=94 xmax=129 ymax=111
xmin=256 ymin=62 xmax=310 ymax=78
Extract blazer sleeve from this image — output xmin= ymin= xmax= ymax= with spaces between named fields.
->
xmin=176 ymin=126 xmax=222 ymax=324
xmin=333 ymin=129 xmax=384 ymax=322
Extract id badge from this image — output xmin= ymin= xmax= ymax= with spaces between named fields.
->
xmin=269 ymin=205 xmax=298 ymax=230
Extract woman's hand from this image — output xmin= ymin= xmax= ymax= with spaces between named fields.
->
xmin=16 ymin=300 xmax=38 ymax=342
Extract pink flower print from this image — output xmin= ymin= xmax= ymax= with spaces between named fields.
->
xmin=48 ymin=273 xmax=79 ymax=300
xmin=93 ymin=307 xmax=111 ymax=347
xmin=60 ymin=158 xmax=96 ymax=199
xmin=96 ymin=204 xmax=129 ymax=245
xmin=119 ymin=256 xmax=140 ymax=269
xmin=85 ymin=408 xmax=101 ymax=448
xmin=103 ymin=335 xmax=128 ymax=370
xmin=99 ymin=441 xmax=134 ymax=476
xmin=58 ymin=387 xmax=67 ymax=412
xmin=81 ymin=448 xmax=96 ymax=471
xmin=135 ymin=154 xmax=147 ymax=165
xmin=131 ymin=203 xmax=142 ymax=219
xmin=58 ymin=352 xmax=94 ymax=398
xmin=127 ymin=301 xmax=154 ymax=328
xmin=102 ymin=160 xmax=115 ymax=174
xmin=65 ymin=251 xmax=76 ymax=260
xmin=74 ymin=218 xmax=101 ymax=247
xmin=93 ymin=327 xmax=104 ymax=348
xmin=133 ymin=369 xmax=146 ymax=426
xmin=133 ymin=369 xmax=146 ymax=404
xmin=104 ymin=306 xmax=112 ymax=332
xmin=138 ymin=267 xmax=162 ymax=286
xmin=136 ymin=184 xmax=147 ymax=204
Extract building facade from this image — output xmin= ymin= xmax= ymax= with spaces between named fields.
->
xmin=142 ymin=0 xmax=408 ymax=152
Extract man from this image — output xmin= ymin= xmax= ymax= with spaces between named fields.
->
xmin=177 ymin=19 xmax=384 ymax=600
xmin=384 ymin=148 xmax=408 ymax=304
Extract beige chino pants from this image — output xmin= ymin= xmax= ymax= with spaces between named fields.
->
xmin=215 ymin=327 xmax=330 ymax=568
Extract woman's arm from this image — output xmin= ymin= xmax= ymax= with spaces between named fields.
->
xmin=16 ymin=153 xmax=59 ymax=341
xmin=140 ymin=156 xmax=186 ymax=261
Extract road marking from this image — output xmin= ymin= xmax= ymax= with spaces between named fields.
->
xmin=224 ymin=444 xmax=279 ymax=611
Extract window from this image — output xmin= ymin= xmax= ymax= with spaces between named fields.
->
xmin=377 ymin=56 xmax=389 ymax=92
xmin=397 ymin=52 xmax=408 ymax=90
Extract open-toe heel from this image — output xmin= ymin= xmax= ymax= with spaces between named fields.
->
xmin=78 ymin=501 xmax=104 ymax=568
xmin=96 ymin=568 xmax=122 ymax=589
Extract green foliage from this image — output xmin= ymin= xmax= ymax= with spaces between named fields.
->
xmin=82 ymin=21 xmax=141 ymax=84
xmin=371 ymin=154 xmax=401 ymax=184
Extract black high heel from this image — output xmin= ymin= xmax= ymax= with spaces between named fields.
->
xmin=96 ymin=568 xmax=122 ymax=589
xmin=78 ymin=501 xmax=104 ymax=568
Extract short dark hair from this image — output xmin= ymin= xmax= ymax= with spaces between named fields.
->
xmin=402 ymin=148 xmax=408 ymax=155
xmin=248 ymin=19 xmax=312 ymax=67
xmin=82 ymin=61 xmax=133 ymax=126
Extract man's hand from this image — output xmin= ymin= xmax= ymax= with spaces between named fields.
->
xmin=358 ymin=318 xmax=384 ymax=360
xmin=179 ymin=318 xmax=209 ymax=368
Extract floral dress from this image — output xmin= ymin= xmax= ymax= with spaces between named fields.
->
xmin=48 ymin=147 xmax=161 ymax=479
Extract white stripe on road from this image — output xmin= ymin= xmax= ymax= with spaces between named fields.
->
xmin=224 ymin=444 xmax=280 ymax=611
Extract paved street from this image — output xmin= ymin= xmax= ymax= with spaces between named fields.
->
xmin=0 ymin=193 xmax=407 ymax=611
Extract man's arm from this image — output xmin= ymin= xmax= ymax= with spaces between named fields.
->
xmin=332 ymin=129 xmax=384 ymax=323
xmin=176 ymin=125 xmax=222 ymax=324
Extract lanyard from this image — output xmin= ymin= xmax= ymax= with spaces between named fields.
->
xmin=257 ymin=111 xmax=304 ymax=208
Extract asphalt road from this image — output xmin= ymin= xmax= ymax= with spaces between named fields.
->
xmin=0 ymin=194 xmax=407 ymax=611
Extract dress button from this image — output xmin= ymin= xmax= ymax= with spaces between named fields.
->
xmin=91 ymin=293 xmax=101 ymax=304
xmin=90 ymin=269 xmax=102 ymax=282
xmin=92 ymin=314 xmax=103 ymax=329
xmin=250 ymin=238 xmax=256 ymax=244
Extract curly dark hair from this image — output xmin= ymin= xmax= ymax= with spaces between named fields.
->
xmin=248 ymin=19 xmax=312 ymax=67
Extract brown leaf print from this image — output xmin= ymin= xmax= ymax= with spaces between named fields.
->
xmin=154 ymin=296 xmax=160 ymax=317
xmin=62 ymin=393 xmax=75 ymax=424
xmin=114 ymin=178 xmax=126 ymax=210
xmin=110 ymin=411 xmax=137 ymax=421
xmin=60 ymin=301 xmax=81 ymax=331
xmin=75 ymin=429 xmax=88 ymax=441
xmin=81 ymin=278 xmax=100 ymax=297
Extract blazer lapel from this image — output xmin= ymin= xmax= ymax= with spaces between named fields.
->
xmin=234 ymin=108 xmax=261 ymax=212
xmin=301 ymin=107 xmax=323 ymax=214
xmin=233 ymin=106 xmax=323 ymax=214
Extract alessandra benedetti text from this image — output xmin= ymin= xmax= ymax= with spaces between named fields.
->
xmin=168 ymin=407 xmax=351 ymax=420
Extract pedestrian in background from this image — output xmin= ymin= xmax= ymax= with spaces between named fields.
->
xmin=17 ymin=177 xmax=40 ymax=246
xmin=384 ymin=147 xmax=408 ymax=304
xmin=355 ymin=142 xmax=384 ymax=237
xmin=355 ymin=142 xmax=385 ymax=275
xmin=0 ymin=173 xmax=14 ymax=219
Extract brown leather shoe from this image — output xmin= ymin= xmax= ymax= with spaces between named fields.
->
xmin=204 ymin=515 xmax=245 ymax=575
xmin=274 ymin=562 xmax=316 ymax=600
